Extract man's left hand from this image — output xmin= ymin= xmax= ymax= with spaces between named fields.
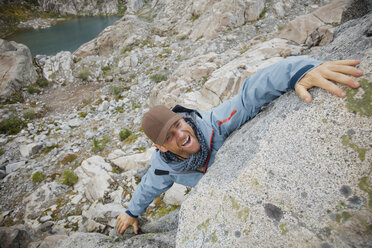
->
xmin=295 ymin=60 xmax=363 ymax=103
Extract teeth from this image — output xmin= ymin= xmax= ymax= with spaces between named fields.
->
xmin=182 ymin=136 xmax=190 ymax=146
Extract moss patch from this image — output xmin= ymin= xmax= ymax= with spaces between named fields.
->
xmin=279 ymin=223 xmax=288 ymax=235
xmin=149 ymin=204 xmax=179 ymax=221
xmin=344 ymin=79 xmax=372 ymax=116
xmin=197 ymin=218 xmax=211 ymax=232
xmin=238 ymin=207 xmax=249 ymax=222
xmin=61 ymin=154 xmax=77 ymax=164
xmin=32 ymin=171 xmax=46 ymax=183
xmin=230 ymin=196 xmax=240 ymax=210
xmin=358 ymin=177 xmax=372 ymax=208
xmin=335 ymin=211 xmax=352 ymax=223
xmin=341 ymin=135 xmax=367 ymax=162
xmin=211 ymin=230 xmax=218 ymax=243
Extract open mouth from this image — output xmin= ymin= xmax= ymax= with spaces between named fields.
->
xmin=181 ymin=136 xmax=191 ymax=146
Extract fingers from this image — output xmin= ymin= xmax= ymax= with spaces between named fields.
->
xmin=116 ymin=213 xmax=139 ymax=235
xmin=116 ymin=214 xmax=130 ymax=234
xmin=327 ymin=59 xmax=360 ymax=66
xmin=295 ymin=84 xmax=312 ymax=103
xmin=322 ymin=70 xmax=360 ymax=88
xmin=117 ymin=221 xmax=129 ymax=234
xmin=328 ymin=64 xmax=363 ymax=77
xmin=133 ymin=220 xmax=139 ymax=234
xmin=295 ymin=59 xmax=363 ymax=104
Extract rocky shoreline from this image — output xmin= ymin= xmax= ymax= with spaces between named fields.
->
xmin=0 ymin=0 xmax=371 ymax=247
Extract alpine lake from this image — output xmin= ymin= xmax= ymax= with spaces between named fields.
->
xmin=6 ymin=16 xmax=121 ymax=56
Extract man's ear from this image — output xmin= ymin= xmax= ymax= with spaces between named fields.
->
xmin=154 ymin=144 xmax=168 ymax=153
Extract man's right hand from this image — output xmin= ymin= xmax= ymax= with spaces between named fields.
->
xmin=116 ymin=212 xmax=139 ymax=234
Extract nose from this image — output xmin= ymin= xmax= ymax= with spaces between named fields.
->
xmin=175 ymin=128 xmax=185 ymax=140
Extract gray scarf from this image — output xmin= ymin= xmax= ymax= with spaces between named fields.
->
xmin=159 ymin=112 xmax=209 ymax=172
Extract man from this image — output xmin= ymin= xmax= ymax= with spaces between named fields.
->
xmin=116 ymin=57 xmax=363 ymax=234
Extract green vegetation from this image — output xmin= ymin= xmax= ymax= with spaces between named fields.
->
xmin=278 ymin=25 xmax=286 ymax=31
xmin=358 ymin=176 xmax=372 ymax=208
xmin=27 ymin=86 xmax=40 ymax=94
xmin=78 ymin=112 xmax=87 ymax=118
xmin=132 ymin=102 xmax=141 ymax=110
xmin=335 ymin=211 xmax=352 ymax=223
xmin=259 ymin=7 xmax=268 ymax=19
xmin=122 ymin=46 xmax=133 ymax=54
xmin=0 ymin=1 xmax=60 ymax=37
xmin=119 ymin=128 xmax=132 ymax=141
xmin=151 ymin=205 xmax=179 ymax=220
xmin=114 ymin=105 xmax=124 ymax=113
xmin=279 ymin=223 xmax=288 ymax=235
xmin=212 ymin=231 xmax=218 ymax=243
xmin=230 ymin=196 xmax=240 ymax=210
xmin=112 ymin=167 xmax=120 ymax=174
xmin=0 ymin=148 xmax=4 ymax=156
xmin=197 ymin=218 xmax=211 ymax=231
xmin=2 ymin=92 xmax=24 ymax=104
xmin=40 ymin=144 xmax=58 ymax=154
xmin=61 ymin=154 xmax=77 ymax=164
xmin=102 ymin=66 xmax=111 ymax=72
xmin=36 ymin=77 xmax=49 ymax=88
xmin=190 ymin=14 xmax=200 ymax=22
xmin=73 ymin=57 xmax=82 ymax=63
xmin=0 ymin=115 xmax=25 ymax=135
xmin=344 ymin=79 xmax=372 ymax=116
xmin=341 ymin=135 xmax=367 ymax=162
xmin=150 ymin=74 xmax=167 ymax=83
xmin=240 ymin=45 xmax=250 ymax=54
xmin=92 ymin=136 xmax=110 ymax=152
xmin=23 ymin=110 xmax=37 ymax=120
xmin=32 ymin=171 xmax=46 ymax=183
xmin=238 ymin=207 xmax=249 ymax=222
xmin=125 ymin=134 xmax=138 ymax=144
xmin=110 ymin=85 xmax=129 ymax=95
xmin=136 ymin=146 xmax=146 ymax=152
xmin=196 ymin=35 xmax=204 ymax=41
xmin=118 ymin=2 xmax=127 ymax=16
xmin=136 ymin=5 xmax=154 ymax=22
xmin=61 ymin=170 xmax=78 ymax=186
xmin=78 ymin=70 xmax=90 ymax=81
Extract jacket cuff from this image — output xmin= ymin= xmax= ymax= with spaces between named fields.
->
xmin=289 ymin=64 xmax=315 ymax=89
xmin=125 ymin=210 xmax=138 ymax=218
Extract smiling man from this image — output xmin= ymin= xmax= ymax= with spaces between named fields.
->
xmin=116 ymin=57 xmax=363 ymax=235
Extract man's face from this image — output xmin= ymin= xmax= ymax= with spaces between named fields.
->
xmin=155 ymin=119 xmax=200 ymax=159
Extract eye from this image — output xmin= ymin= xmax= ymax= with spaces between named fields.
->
xmin=166 ymin=134 xmax=172 ymax=141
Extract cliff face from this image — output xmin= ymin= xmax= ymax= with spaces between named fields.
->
xmin=37 ymin=0 xmax=125 ymax=16
xmin=176 ymin=12 xmax=372 ymax=248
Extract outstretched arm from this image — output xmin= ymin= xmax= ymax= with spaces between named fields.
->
xmin=295 ymin=60 xmax=363 ymax=103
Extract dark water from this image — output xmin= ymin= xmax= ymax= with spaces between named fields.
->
xmin=5 ymin=16 xmax=121 ymax=56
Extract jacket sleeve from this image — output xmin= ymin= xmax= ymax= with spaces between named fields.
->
xmin=205 ymin=57 xmax=322 ymax=139
xmin=126 ymin=165 xmax=174 ymax=216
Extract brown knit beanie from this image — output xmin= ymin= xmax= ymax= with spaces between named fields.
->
xmin=141 ymin=105 xmax=183 ymax=145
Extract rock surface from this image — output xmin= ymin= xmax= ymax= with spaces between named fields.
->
xmin=37 ymin=0 xmax=123 ymax=16
xmin=0 ymin=39 xmax=38 ymax=101
xmin=176 ymin=12 xmax=372 ymax=248
xmin=279 ymin=0 xmax=349 ymax=45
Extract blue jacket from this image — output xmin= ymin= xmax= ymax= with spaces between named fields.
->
xmin=127 ymin=57 xmax=322 ymax=217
